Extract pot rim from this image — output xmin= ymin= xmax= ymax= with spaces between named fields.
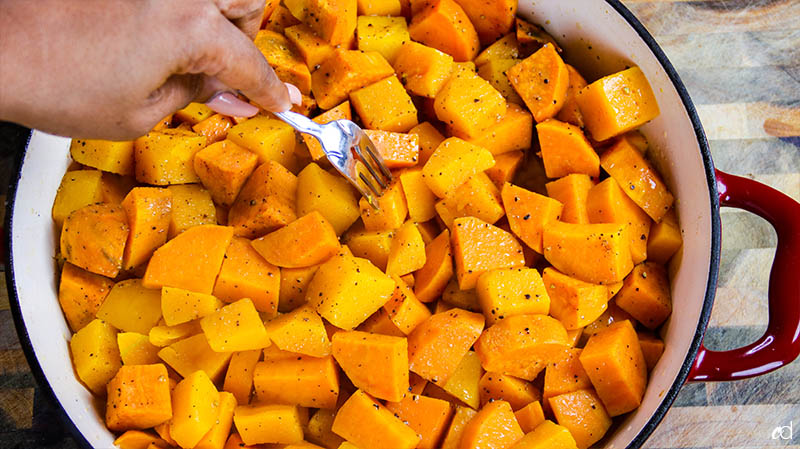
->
xmin=3 ymin=0 xmax=722 ymax=447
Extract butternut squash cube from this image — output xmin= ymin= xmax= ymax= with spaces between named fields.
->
xmin=359 ymin=180 xmax=408 ymax=231
xmin=408 ymin=308 xmax=484 ymax=383
xmin=356 ymin=16 xmax=409 ymax=64
xmin=638 ymin=331 xmax=665 ymax=371
xmin=359 ymin=307 xmax=405 ymax=337
xmin=194 ymin=391 xmax=237 ymax=449
xmin=234 ymin=404 xmax=305 ymax=446
xmin=440 ymin=406 xmax=477 ymax=449
xmin=264 ymin=305 xmax=331 ymax=357
xmin=254 ymin=30 xmax=312 ymax=94
xmin=434 ymin=67 xmax=507 ymax=139
xmin=332 ymin=390 xmax=421 ymax=449
xmin=463 ymin=103 xmax=532 ymax=156
xmin=117 ymin=332 xmax=160 ymax=366
xmin=478 ymin=372 xmax=540 ymax=410
xmin=453 ymin=172 xmax=504 ymax=224
xmin=70 ymin=139 xmax=134 ymax=175
xmin=575 ymin=67 xmax=660 ymax=142
xmin=385 ymin=394 xmax=454 ymax=449
xmin=409 ymin=122 xmax=446 ymax=165
xmin=192 ymin=113 xmax=233 ymax=145
xmin=536 ymin=119 xmax=600 ymax=179
xmin=542 ymin=221 xmax=633 ymax=285
xmin=113 ymin=430 xmax=168 ymax=449
xmin=228 ymin=160 xmax=298 ymax=238
xmin=284 ymin=24 xmax=335 ymax=69
xmin=174 ymin=103 xmax=214 ymax=125
xmin=223 ymin=349 xmax=261 ymax=405
xmin=614 ymin=262 xmax=672 ymax=329
xmin=476 ymin=267 xmax=550 ymax=325
xmin=166 ymin=184 xmax=216 ymax=238
xmin=311 ymin=50 xmax=394 ymax=110
xmin=213 ymin=236 xmax=280 ymax=315
xmin=556 ymin=64 xmax=588 ymax=128
xmin=586 ymin=177 xmax=652 ymax=264
xmin=385 ymin=276 xmax=432 ymax=334
xmin=546 ymin=174 xmax=594 ymax=225
xmin=201 ymin=298 xmax=269 ymax=352
xmin=308 ymin=254 xmax=396 ymax=329
xmin=51 ymin=169 xmax=104 ymax=227
xmin=106 ymin=364 xmax=172 ymax=431
xmin=486 ymin=150 xmax=524 ymax=188
xmin=363 ymin=130 xmax=420 ymax=169
xmin=399 ymin=168 xmax=437 ymax=223
xmin=70 ymin=319 xmax=122 ymax=395
xmin=511 ymin=420 xmax=578 ymax=449
xmin=134 ymin=129 xmax=207 ymax=185
xmin=507 ymin=44 xmax=569 ymax=123
xmin=121 ymin=187 xmax=172 ymax=270
xmin=477 ymin=58 xmax=523 ymax=105
xmin=475 ymin=314 xmax=569 ymax=380
xmin=296 ymin=163 xmax=360 ymax=235
xmin=646 ymin=209 xmax=682 ymax=264
xmin=514 ymin=401 xmax=545 ymax=434
xmin=394 ymin=42 xmax=455 ymax=98
xmin=252 ymin=211 xmax=340 ymax=268
xmin=332 ymin=330 xmax=409 ymax=402
xmin=265 ymin=5 xmax=301 ymax=33
xmin=408 ymin=0 xmax=479 ymax=62
xmin=227 ymin=116 xmax=296 ymax=167
xmin=170 ymin=371 xmax=220 ymax=449
xmin=542 ymin=348 xmax=592 ymax=412
xmin=58 ymin=263 xmax=114 ymax=332
xmin=452 ymin=216 xmax=525 ymax=289
xmin=97 ymin=279 xmax=163 ymax=334
xmin=149 ymin=320 xmax=202 ymax=347
xmin=500 ymin=183 xmax=562 ymax=254
xmin=453 ymin=0 xmax=515 ymax=44
xmin=306 ymin=409 xmax=344 ymax=449
xmin=422 ymin=138 xmax=494 ymax=199
xmin=193 ymin=139 xmax=259 ymax=207
xmin=459 ymin=400 xmax=524 ymax=449
xmin=548 ymin=389 xmax=611 ymax=449
xmin=60 ymin=203 xmax=129 ymax=278
xmin=343 ymin=226 xmax=394 ymax=270
xmin=161 ymin=286 xmax=222 ymax=326
xmin=158 ymin=334 xmax=233 ymax=383
xmin=414 ymin=230 xmax=453 ymax=303
xmin=253 ymin=356 xmax=339 ymax=408
xmin=386 ymin=221 xmax=426 ymax=276
xmin=350 ymin=76 xmax=418 ymax=133
xmin=542 ymin=268 xmax=609 ymax=330
xmin=302 ymin=102 xmax=353 ymax=161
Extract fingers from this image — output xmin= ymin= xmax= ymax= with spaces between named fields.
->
xmin=211 ymin=0 xmax=266 ymax=39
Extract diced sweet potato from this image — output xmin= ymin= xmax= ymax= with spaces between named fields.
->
xmin=166 ymin=184 xmax=216 ymax=238
xmin=586 ymin=176 xmax=652 ymax=264
xmin=70 ymin=139 xmax=134 ymax=176
xmin=350 ymin=76 xmax=419 ymax=133
xmin=278 ymin=265 xmax=319 ymax=313
xmin=143 ymin=224 xmax=233 ymax=294
xmin=542 ymin=221 xmax=633 ymax=285
xmin=332 ymin=330 xmax=409 ymax=402
xmin=614 ymin=262 xmax=672 ymax=329
xmin=422 ymin=137 xmax=495 ymax=199
xmin=408 ymin=308 xmax=484 ymax=383
xmin=201 ymin=298 xmax=270 ymax=352
xmin=600 ymin=138 xmax=674 ymax=222
xmin=213 ymin=236 xmax=280 ymax=315
xmin=474 ymin=314 xmax=569 ymax=380
xmin=106 ymin=364 xmax=172 ymax=431
xmin=507 ymin=44 xmax=569 ymax=123
xmin=575 ymin=67 xmax=660 ymax=142
xmin=253 ymin=356 xmax=340 ymax=409
xmin=501 ymin=183 xmax=563 ymax=254
xmin=477 ymin=58 xmax=523 ymax=105
xmin=121 ymin=187 xmax=172 ymax=270
xmin=254 ymin=30 xmax=312 ymax=94
xmin=193 ymin=140 xmax=259 ymax=207
xmin=476 ymin=267 xmax=550 ymax=325
xmin=70 ymin=319 xmax=121 ymax=395
xmin=409 ymin=0 xmax=479 ymax=62
xmin=308 ymin=254 xmax=396 ymax=329
xmin=333 ymin=390 xmax=421 ymax=449
xmin=542 ymin=268 xmax=609 ymax=330
xmin=579 ymin=320 xmax=647 ymax=416
xmin=434 ymin=66 xmax=507 ymax=139
xmin=414 ymin=230 xmax=453 ymax=303
xmin=117 ymin=332 xmax=160 ymax=366
xmin=548 ymin=389 xmax=611 ymax=449
xmin=452 ymin=216 xmax=525 ymax=289
xmin=194 ymin=391 xmax=237 ymax=449
xmin=264 ymin=305 xmax=331 ymax=357
xmin=61 ymin=203 xmax=129 ymax=278
xmin=545 ymin=174 xmax=594 ymax=224
xmin=228 ymin=161 xmax=298 ymax=238
xmin=58 ymin=263 xmax=114 ymax=332
xmin=296 ymin=162 xmax=360 ymax=235
xmin=460 ymin=400 xmax=524 ymax=449
xmin=311 ymin=50 xmax=394 ymax=110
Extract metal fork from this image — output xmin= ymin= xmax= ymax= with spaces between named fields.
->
xmin=274 ymin=110 xmax=392 ymax=208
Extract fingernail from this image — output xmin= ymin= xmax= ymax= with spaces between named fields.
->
xmin=205 ymin=92 xmax=259 ymax=118
xmin=285 ymin=83 xmax=303 ymax=106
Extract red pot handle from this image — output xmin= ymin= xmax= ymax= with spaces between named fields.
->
xmin=688 ymin=169 xmax=800 ymax=382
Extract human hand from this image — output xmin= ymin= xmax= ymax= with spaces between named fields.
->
xmin=0 ymin=0 xmax=296 ymax=140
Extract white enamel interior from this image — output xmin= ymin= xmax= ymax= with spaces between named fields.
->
xmin=8 ymin=1 xmax=714 ymax=448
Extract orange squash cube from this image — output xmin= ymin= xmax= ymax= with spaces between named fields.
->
xmin=332 ymin=390 xmax=421 ymax=449
xmin=414 ymin=230 xmax=454 ymax=303
xmin=454 ymin=172 xmax=505 ymax=225
xmin=542 ymin=268 xmax=609 ymax=330
xmin=514 ymin=401 xmax=545 ymax=433
xmin=501 ymin=183 xmax=563 ymax=254
xmin=439 ymin=350 xmax=483 ymax=408
xmin=70 ymin=139 xmax=134 ymax=176
xmin=343 ymin=225 xmax=394 ymax=270
xmin=284 ymin=24 xmax=335 ymax=69
xmin=166 ymin=184 xmax=216 ymax=238
xmin=311 ymin=50 xmax=394 ymax=110
xmin=463 ymin=103 xmax=532 ymax=156
xmin=386 ymin=221 xmax=426 ymax=276
xmin=213 ymin=236 xmax=280 ymax=315
xmin=264 ymin=305 xmax=331 ymax=357
xmin=586 ymin=177 xmax=652 ymax=264
xmin=385 ymin=395 xmax=454 ymax=449
xmin=513 ymin=420 xmax=578 ymax=449
xmin=302 ymin=102 xmax=353 ymax=161
xmin=476 ymin=267 xmax=550 ymax=325
xmin=638 ymin=331 xmax=665 ymax=371
xmin=51 ymin=169 xmax=105 ymax=227
xmin=614 ymin=262 xmax=672 ymax=329
xmin=356 ymin=16 xmax=410 ymax=64
xmin=556 ymin=64 xmax=589 ymax=128
xmin=452 ymin=0 xmax=515 ymax=44
xmin=160 ymin=286 xmax=223 ymax=326
xmin=408 ymin=308 xmax=484 ymax=383
xmin=106 ymin=364 xmax=172 ymax=431
xmin=434 ymin=66 xmax=507 ymax=139
xmin=385 ymin=276 xmax=432 ymax=334
xmin=192 ymin=113 xmax=233 ymax=145
xmin=252 ymin=211 xmax=340 ymax=268
xmin=459 ymin=400 xmax=524 ymax=449
xmin=409 ymin=122 xmax=446 ymax=165
xmin=536 ymin=119 xmax=600 ymax=179
xmin=363 ymin=130 xmax=420 ymax=169
xmin=228 ymin=161 xmax=298 ymax=239
xmin=254 ymin=30 xmax=311 ymax=94
xmin=399 ymin=168 xmax=437 ymax=223
xmin=350 ymin=76 xmax=419 ymax=133
xmin=359 ymin=180 xmax=408 ymax=231
xmin=542 ymin=348 xmax=592 ymax=411
xmin=58 ymin=263 xmax=114 ymax=332
xmin=452 ymin=216 xmax=525 ymax=289
xmin=296 ymin=162 xmax=361 ymax=235
xmin=60 ymin=203 xmax=129 ymax=278
xmin=507 ymin=44 xmax=569 ymax=123
xmin=545 ymin=174 xmax=594 ymax=225
xmin=223 ymin=349 xmax=261 ymax=405
xmin=332 ymin=330 xmax=409 ymax=402
xmin=486 ymin=150 xmax=524 ymax=188
xmin=170 ymin=371 xmax=220 ymax=449
xmin=253 ymin=356 xmax=340 ymax=409
xmin=201 ymin=298 xmax=270 ymax=352
xmin=158 ymin=334 xmax=233 ymax=383
xmin=575 ymin=67 xmax=660 ymax=142
xmin=548 ymin=389 xmax=611 ymax=449
xmin=193 ymin=140 xmax=259 ymax=207
xmin=440 ymin=406 xmax=477 ymax=449
xmin=394 ymin=42 xmax=455 ymax=98
xmin=646 ymin=209 xmax=682 ymax=264
xmin=542 ymin=221 xmax=633 ymax=285
xmin=234 ymin=404 xmax=305 ymax=446
xmin=408 ymin=0 xmax=479 ymax=62
xmin=478 ymin=372 xmax=540 ymax=410
xmin=477 ymin=58 xmax=523 ymax=105
xmin=422 ymin=137 xmax=495 ymax=199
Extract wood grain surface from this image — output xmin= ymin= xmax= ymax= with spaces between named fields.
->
xmin=0 ymin=0 xmax=797 ymax=448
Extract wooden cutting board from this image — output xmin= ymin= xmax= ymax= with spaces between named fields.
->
xmin=0 ymin=0 xmax=797 ymax=448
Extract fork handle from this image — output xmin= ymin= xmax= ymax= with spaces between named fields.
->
xmin=274 ymin=110 xmax=323 ymax=136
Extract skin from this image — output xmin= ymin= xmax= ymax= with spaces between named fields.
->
xmin=0 ymin=0 xmax=291 ymax=140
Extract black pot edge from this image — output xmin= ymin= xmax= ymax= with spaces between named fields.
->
xmin=3 ymin=3 xmax=722 ymax=448
xmin=602 ymin=1 xmax=721 ymax=448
